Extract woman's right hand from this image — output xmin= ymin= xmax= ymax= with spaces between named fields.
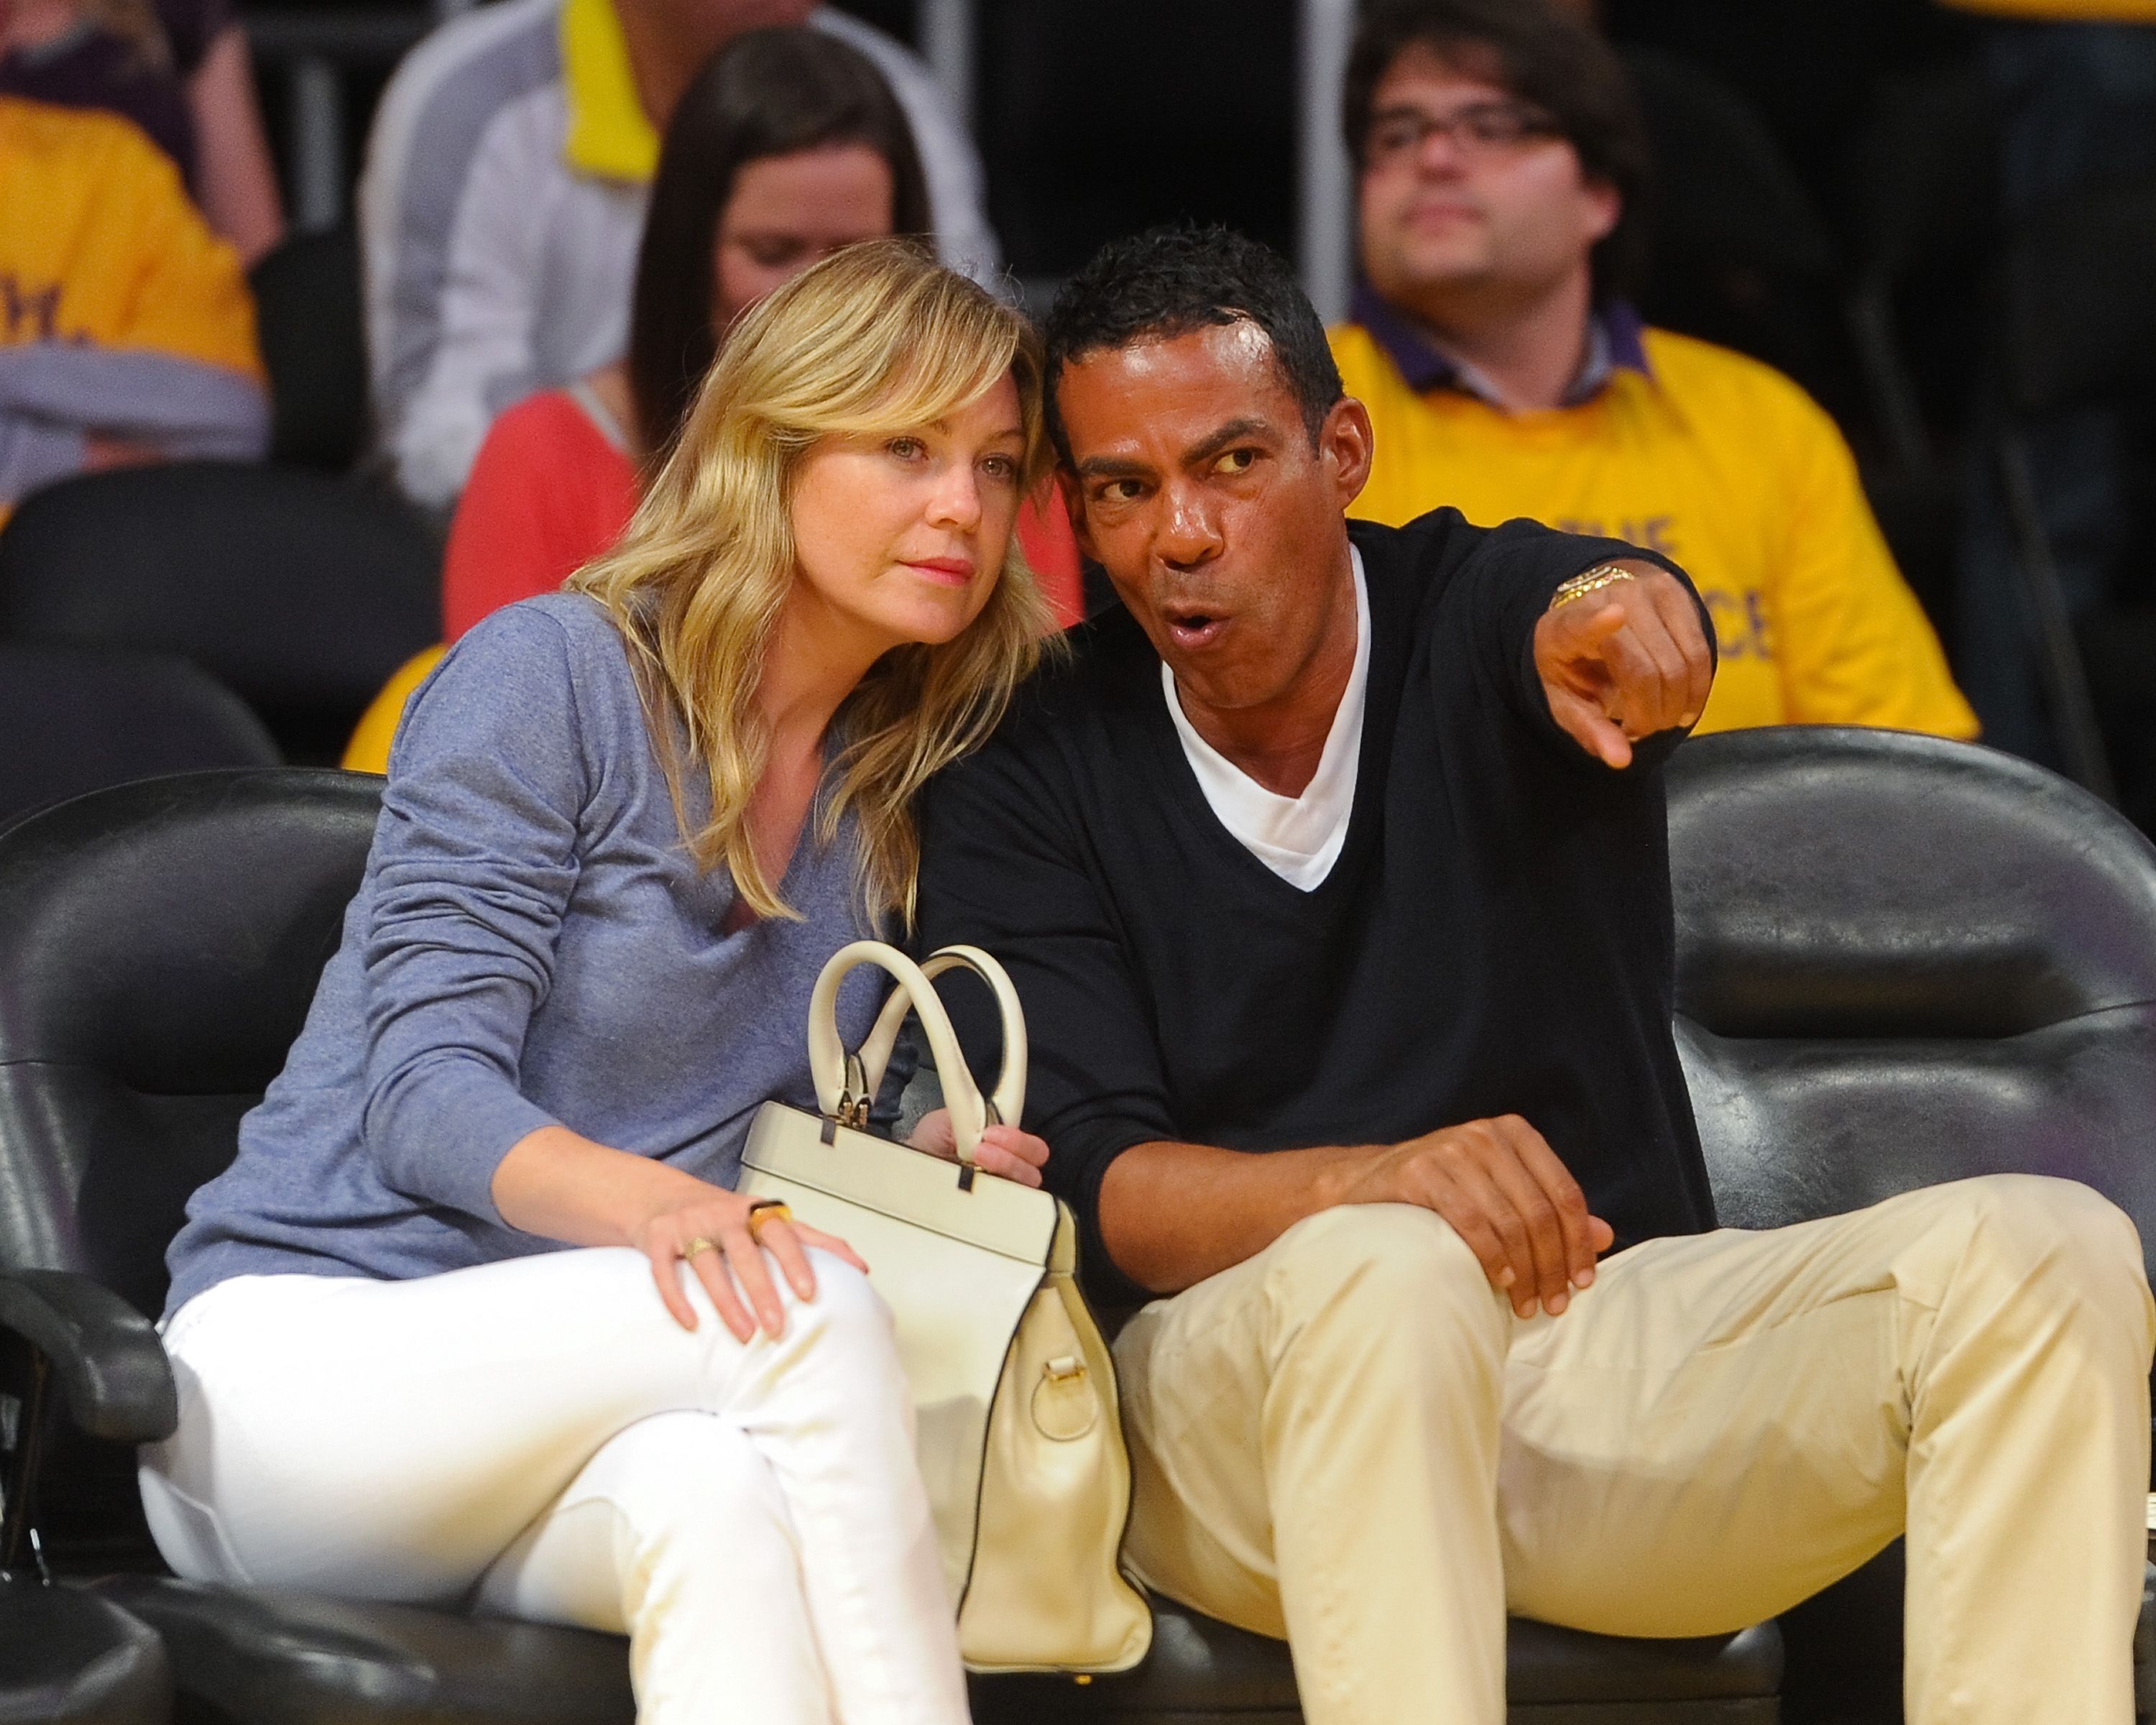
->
xmin=492 ymin=1125 xmax=867 ymax=1341
xmin=631 ymin=1184 xmax=868 ymax=1340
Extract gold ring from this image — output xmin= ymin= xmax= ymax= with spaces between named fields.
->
xmin=746 ymin=1201 xmax=793 ymax=1241
xmin=680 ymin=1236 xmax=717 ymax=1259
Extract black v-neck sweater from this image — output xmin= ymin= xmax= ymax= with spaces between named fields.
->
xmin=916 ymin=511 xmax=1718 ymax=1307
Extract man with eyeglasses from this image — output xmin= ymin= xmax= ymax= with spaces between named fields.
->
xmin=1332 ymin=0 xmax=1978 ymax=742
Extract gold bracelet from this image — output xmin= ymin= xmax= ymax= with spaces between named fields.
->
xmin=1547 ymin=563 xmax=1636 ymax=611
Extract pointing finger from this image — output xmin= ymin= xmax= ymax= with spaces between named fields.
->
xmin=1551 ymin=597 xmax=1630 ymax=659
xmin=1548 ymin=689 xmax=1635 ymax=769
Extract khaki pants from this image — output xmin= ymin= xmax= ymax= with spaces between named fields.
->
xmin=1113 ymin=1175 xmax=2156 ymax=1724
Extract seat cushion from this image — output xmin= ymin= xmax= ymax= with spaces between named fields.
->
xmin=0 ymin=1575 xmax=169 ymax=1725
xmin=96 ymin=1578 xmax=1779 ymax=1724
xmin=93 ymin=1578 xmax=632 ymax=1725
xmin=970 ymin=1601 xmax=1782 ymax=1721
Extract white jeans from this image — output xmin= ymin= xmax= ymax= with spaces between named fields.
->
xmin=139 ymin=1247 xmax=971 ymax=1725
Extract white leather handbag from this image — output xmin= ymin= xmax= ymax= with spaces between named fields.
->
xmin=740 ymin=939 xmax=1153 ymax=1675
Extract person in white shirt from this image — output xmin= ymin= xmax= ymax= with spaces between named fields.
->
xmin=359 ymin=0 xmax=998 ymax=510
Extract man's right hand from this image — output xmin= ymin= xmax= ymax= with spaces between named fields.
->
xmin=1327 ymin=1116 xmax=1615 ymax=1317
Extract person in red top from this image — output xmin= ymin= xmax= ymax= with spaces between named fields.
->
xmin=443 ymin=25 xmax=1082 ymax=643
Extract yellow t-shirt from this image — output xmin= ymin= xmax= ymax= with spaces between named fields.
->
xmin=342 ymin=645 xmax=447 ymax=775
xmin=0 ymin=96 xmax=261 ymax=377
xmin=1940 ymin=0 xmax=2156 ymax=22
xmin=1331 ymin=320 xmax=1978 ymax=740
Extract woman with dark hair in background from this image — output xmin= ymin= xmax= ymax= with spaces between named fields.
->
xmin=0 ymin=0 xmax=282 ymax=261
xmin=438 ymin=24 xmax=1083 ymax=648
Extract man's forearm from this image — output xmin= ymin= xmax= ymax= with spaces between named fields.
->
xmin=1098 ymin=1117 xmax=1617 ymax=1316
xmin=1099 ymin=1138 xmax=1365 ymax=1294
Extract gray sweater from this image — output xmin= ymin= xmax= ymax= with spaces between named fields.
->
xmin=165 ymin=594 xmax=895 ymax=1320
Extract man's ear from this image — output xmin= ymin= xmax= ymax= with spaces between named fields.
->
xmin=1321 ymin=396 xmax=1376 ymax=512
xmin=1581 ymin=178 xmax=1621 ymax=247
xmin=1056 ymin=468 xmax=1098 ymax=563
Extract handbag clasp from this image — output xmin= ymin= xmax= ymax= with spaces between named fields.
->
xmin=831 ymin=1052 xmax=873 ymax=1131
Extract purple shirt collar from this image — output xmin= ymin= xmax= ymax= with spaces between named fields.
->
xmin=1347 ymin=282 xmax=1651 ymax=408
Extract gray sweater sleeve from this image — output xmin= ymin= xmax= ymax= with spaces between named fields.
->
xmin=0 ymin=346 xmax=269 ymax=479
xmin=358 ymin=607 xmax=590 ymax=1221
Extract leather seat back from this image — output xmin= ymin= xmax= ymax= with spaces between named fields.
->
xmin=1667 ymin=727 xmax=2156 ymax=1274
xmin=0 ymin=770 xmax=382 ymax=1319
xmin=0 ymin=643 xmax=281 ymax=834
xmin=0 ymin=464 xmax=441 ymax=763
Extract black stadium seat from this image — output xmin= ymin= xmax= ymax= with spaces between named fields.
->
xmin=0 ymin=642 xmax=280 ymax=832
xmin=0 ymin=462 xmax=441 ymax=765
xmin=0 ymin=1571 xmax=171 ymax=1725
xmin=248 ymin=226 xmax=369 ymax=474
xmin=1668 ymin=726 xmax=2156 ymax=1723
xmin=2 ymin=731 xmax=2154 ymax=1721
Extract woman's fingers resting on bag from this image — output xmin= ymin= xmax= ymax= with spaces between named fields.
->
xmin=909 ymin=1111 xmax=1050 ymax=1188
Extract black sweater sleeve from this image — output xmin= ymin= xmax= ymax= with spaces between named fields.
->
xmin=1417 ymin=513 xmax=1711 ymax=779
xmin=915 ymin=709 xmax=1176 ymax=1304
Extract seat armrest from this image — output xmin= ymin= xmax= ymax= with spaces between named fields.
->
xmin=0 ymin=1270 xmax=176 ymax=1443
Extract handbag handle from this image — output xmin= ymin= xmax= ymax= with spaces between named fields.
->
xmin=806 ymin=941 xmax=1026 ymax=1167
xmin=857 ymin=944 xmax=1028 ymax=1136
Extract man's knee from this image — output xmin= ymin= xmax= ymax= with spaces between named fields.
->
xmin=1263 ymin=1202 xmax=1505 ymax=1345
xmin=1931 ymin=1174 xmax=2153 ymax=1344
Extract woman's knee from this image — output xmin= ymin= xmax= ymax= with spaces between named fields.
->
xmin=671 ymin=1242 xmax=892 ymax=1361
xmin=757 ymin=1249 xmax=916 ymax=1413
xmin=780 ymin=1250 xmax=893 ymax=1346
xmin=585 ymin=1412 xmax=783 ymax=1543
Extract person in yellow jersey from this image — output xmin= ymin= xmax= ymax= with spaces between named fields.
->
xmin=1944 ymin=0 xmax=2156 ymax=23
xmin=1330 ymin=0 xmax=1976 ymax=740
xmin=0 ymin=88 xmax=266 ymax=520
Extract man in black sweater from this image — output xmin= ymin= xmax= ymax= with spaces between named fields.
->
xmin=914 ymin=226 xmax=2154 ymax=1724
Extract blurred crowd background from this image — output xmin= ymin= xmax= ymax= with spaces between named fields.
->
xmin=4 ymin=0 xmax=2155 ymax=837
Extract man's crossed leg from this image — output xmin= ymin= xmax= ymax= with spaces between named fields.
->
xmin=1115 ymin=1177 xmax=2155 ymax=1724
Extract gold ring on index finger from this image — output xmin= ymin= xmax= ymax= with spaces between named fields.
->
xmin=680 ymin=1236 xmax=717 ymax=1259
xmin=745 ymin=1201 xmax=793 ymax=1243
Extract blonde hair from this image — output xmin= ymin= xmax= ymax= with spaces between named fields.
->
xmin=570 ymin=239 xmax=1058 ymax=926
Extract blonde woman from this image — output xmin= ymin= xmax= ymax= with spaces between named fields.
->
xmin=142 ymin=241 xmax=1052 ymax=1724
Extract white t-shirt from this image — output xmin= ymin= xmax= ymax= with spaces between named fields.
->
xmin=1163 ymin=549 xmax=1370 ymax=892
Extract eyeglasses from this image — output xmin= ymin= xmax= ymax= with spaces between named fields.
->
xmin=1363 ymin=101 xmax=1566 ymax=168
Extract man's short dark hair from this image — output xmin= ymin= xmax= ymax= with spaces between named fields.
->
xmin=1343 ymin=0 xmax=1651 ymax=302
xmin=1042 ymin=225 xmax=1345 ymax=466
